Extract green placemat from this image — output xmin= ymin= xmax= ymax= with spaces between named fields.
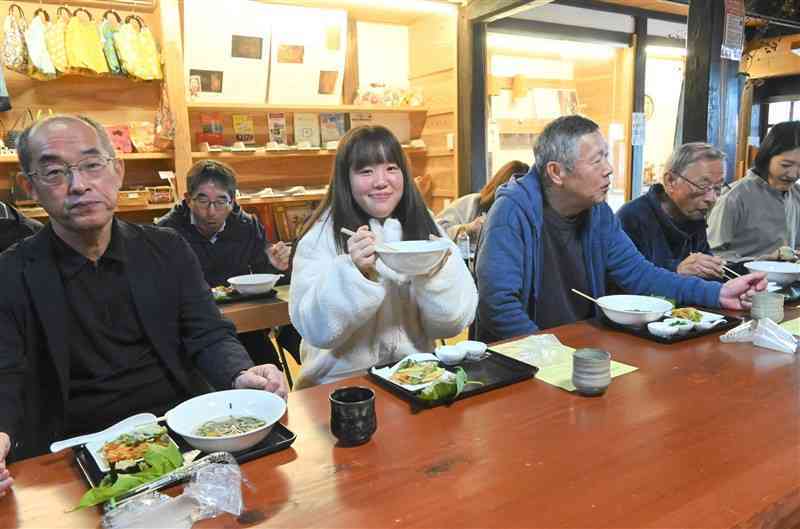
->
xmin=491 ymin=335 xmax=638 ymax=392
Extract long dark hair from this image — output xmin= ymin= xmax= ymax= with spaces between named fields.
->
xmin=299 ymin=125 xmax=439 ymax=253
xmin=753 ymin=121 xmax=800 ymax=180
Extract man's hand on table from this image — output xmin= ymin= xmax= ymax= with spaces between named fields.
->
xmin=234 ymin=364 xmax=289 ymax=400
xmin=719 ymin=272 xmax=768 ymax=310
xmin=0 ymin=432 xmax=12 ymax=497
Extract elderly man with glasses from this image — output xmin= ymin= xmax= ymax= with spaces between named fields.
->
xmin=157 ymin=160 xmax=301 ymax=369
xmin=616 ymin=143 xmax=728 ymax=279
xmin=0 ymin=116 xmax=287 ymax=483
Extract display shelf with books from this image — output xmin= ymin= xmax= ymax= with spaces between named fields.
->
xmin=186 ymin=102 xmax=428 ymax=115
xmin=190 ymin=146 xmax=427 ymax=160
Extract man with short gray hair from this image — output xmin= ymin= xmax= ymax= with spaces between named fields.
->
xmin=475 ymin=115 xmax=766 ymax=342
xmin=617 ymin=143 xmax=728 ymax=278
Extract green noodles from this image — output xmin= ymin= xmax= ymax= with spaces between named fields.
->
xmin=194 ymin=415 xmax=266 ymax=437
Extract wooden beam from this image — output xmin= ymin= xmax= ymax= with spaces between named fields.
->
xmin=681 ymin=0 xmax=725 ymax=145
xmin=488 ymin=18 xmax=631 ymax=46
xmin=630 ymin=17 xmax=646 ymax=201
xmin=466 ymin=0 xmax=554 ymax=22
xmin=458 ymin=9 xmax=488 ymax=195
xmin=555 ymin=0 xmax=687 ymax=23
xmin=158 ymin=0 xmax=192 ymax=196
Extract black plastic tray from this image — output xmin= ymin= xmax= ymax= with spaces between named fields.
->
xmin=214 ymin=289 xmax=277 ymax=305
xmin=368 ymin=352 xmax=538 ymax=412
xmin=600 ymin=311 xmax=743 ymax=344
xmin=74 ymin=422 xmax=296 ymax=489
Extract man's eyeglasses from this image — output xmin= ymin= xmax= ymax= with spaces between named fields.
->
xmin=671 ymin=171 xmax=730 ymax=196
xmin=192 ymin=195 xmax=232 ymax=209
xmin=27 ymin=155 xmax=115 ymax=186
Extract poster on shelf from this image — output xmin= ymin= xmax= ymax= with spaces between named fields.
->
xmin=268 ymin=5 xmax=346 ymax=105
xmin=356 ymin=22 xmax=409 ymax=92
xmin=267 ymin=113 xmax=287 ymax=144
xmin=183 ymin=0 xmax=270 ymax=103
xmin=293 ymin=113 xmax=321 ymax=148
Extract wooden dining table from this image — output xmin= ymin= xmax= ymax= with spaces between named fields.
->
xmin=218 ymin=285 xmax=290 ymax=333
xmin=4 ymin=308 xmax=800 ymax=529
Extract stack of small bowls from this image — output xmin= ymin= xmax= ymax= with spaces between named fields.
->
xmin=750 ymin=292 xmax=785 ymax=323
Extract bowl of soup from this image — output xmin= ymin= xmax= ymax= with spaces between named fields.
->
xmin=375 ymin=239 xmax=452 ymax=276
xmin=227 ymin=273 xmax=282 ymax=295
xmin=166 ymin=389 xmax=286 ymax=453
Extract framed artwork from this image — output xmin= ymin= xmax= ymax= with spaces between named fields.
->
xmin=273 ymin=201 xmax=317 ymax=241
xmin=231 ymin=35 xmax=263 ymax=59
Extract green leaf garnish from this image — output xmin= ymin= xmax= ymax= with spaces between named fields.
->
xmin=74 ymin=442 xmax=182 ymax=510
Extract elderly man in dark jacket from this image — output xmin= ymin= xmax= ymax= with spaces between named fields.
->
xmin=157 ymin=160 xmax=301 ymax=367
xmin=616 ymin=143 xmax=727 ymax=279
xmin=0 ymin=116 xmax=287 ymax=492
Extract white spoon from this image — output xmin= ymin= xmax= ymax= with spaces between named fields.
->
xmin=49 ymin=412 xmax=159 ymax=453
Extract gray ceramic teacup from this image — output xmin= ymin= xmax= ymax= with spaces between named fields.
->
xmin=750 ymin=292 xmax=785 ymax=323
xmin=572 ymin=348 xmax=611 ymax=397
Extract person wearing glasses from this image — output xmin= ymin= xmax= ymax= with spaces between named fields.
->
xmin=708 ymin=121 xmax=800 ymax=262
xmin=475 ymin=115 xmax=766 ymax=342
xmin=157 ymin=160 xmax=301 ymax=368
xmin=616 ymin=143 xmax=728 ymax=279
xmin=0 ymin=116 xmax=287 ymax=479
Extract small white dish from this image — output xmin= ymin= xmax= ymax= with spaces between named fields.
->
xmin=662 ymin=317 xmax=694 ymax=335
xmin=435 ymin=345 xmax=466 ymax=365
xmin=456 ymin=340 xmax=488 ymax=361
xmin=647 ymin=321 xmax=679 ymax=338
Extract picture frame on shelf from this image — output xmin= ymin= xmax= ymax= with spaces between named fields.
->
xmin=273 ymin=201 xmax=316 ymax=241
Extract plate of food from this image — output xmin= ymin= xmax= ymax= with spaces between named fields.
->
xmin=370 ymin=353 xmax=449 ymax=392
xmin=211 ymin=285 xmax=235 ymax=301
xmin=84 ymin=423 xmax=180 ymax=473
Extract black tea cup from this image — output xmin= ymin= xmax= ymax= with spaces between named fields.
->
xmin=330 ymin=386 xmax=377 ymax=447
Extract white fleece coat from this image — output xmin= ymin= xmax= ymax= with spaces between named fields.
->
xmin=289 ymin=212 xmax=478 ymax=388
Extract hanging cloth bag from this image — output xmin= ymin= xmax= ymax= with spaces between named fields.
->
xmin=114 ymin=15 xmax=162 ymax=81
xmin=44 ymin=7 xmax=70 ymax=73
xmin=4 ymin=108 xmax=34 ymax=150
xmin=99 ymin=10 xmax=123 ymax=75
xmin=3 ymin=4 xmax=30 ymax=74
xmin=65 ymin=8 xmax=109 ymax=74
xmin=0 ymin=69 xmax=11 ymax=112
xmin=155 ymin=81 xmax=175 ymax=150
xmin=133 ymin=16 xmax=162 ymax=80
xmin=24 ymin=9 xmax=57 ymax=78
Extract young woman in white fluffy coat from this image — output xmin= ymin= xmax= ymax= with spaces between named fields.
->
xmin=290 ymin=126 xmax=478 ymax=388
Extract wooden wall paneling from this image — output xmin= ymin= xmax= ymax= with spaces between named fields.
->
xmin=410 ymin=12 xmax=457 ymax=206
xmin=741 ymin=34 xmax=800 ymax=80
xmin=342 ymin=18 xmax=358 ymax=105
xmin=158 ymin=0 xmax=192 ymax=195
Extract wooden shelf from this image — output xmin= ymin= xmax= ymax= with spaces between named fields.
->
xmin=237 ymin=193 xmax=327 ymax=206
xmin=0 ymin=152 xmax=173 ymax=164
xmin=20 ymin=203 xmax=174 ymax=219
xmin=191 ymin=146 xmax=427 ymax=160
xmin=186 ymin=102 xmax=428 ymax=114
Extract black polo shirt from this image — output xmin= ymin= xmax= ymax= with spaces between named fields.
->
xmin=50 ymin=224 xmax=186 ymax=436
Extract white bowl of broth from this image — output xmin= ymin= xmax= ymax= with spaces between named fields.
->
xmin=166 ymin=389 xmax=286 ymax=453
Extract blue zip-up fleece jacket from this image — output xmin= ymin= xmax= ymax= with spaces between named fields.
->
xmin=475 ymin=168 xmax=722 ymax=342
